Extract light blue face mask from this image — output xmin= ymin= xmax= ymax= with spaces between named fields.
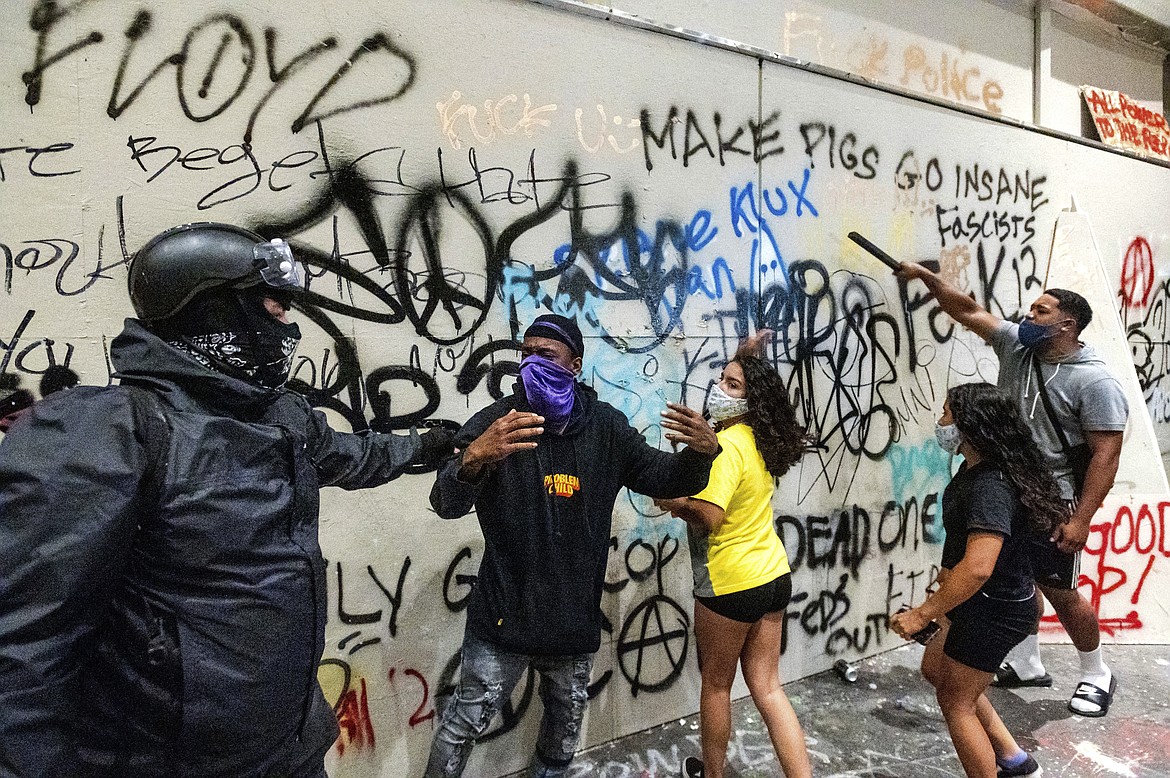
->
xmin=935 ymin=422 xmax=962 ymax=455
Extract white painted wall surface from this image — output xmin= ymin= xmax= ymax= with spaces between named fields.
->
xmin=1047 ymin=10 xmax=1166 ymax=136
xmin=1 ymin=1 xmax=1169 ymax=776
xmin=587 ymin=0 xmax=1036 ymax=119
xmin=586 ymin=1 xmax=1167 ymax=127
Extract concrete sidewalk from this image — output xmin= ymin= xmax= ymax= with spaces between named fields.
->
xmin=536 ymin=643 xmax=1170 ymax=777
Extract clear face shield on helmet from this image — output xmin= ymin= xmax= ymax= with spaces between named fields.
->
xmin=129 ymin=225 xmax=309 ymax=390
xmin=252 ymin=238 xmax=302 ymax=290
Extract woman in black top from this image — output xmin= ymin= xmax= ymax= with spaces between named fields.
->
xmin=892 ymin=383 xmax=1065 ymax=778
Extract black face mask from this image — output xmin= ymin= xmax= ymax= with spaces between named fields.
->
xmin=161 ymin=288 xmax=301 ymax=389
xmin=184 ymin=326 xmax=301 ymax=388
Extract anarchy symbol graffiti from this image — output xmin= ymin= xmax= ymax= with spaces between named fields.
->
xmin=616 ymin=593 xmax=690 ymax=697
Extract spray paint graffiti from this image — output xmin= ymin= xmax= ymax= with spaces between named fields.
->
xmin=5 ymin=4 xmax=1167 ymax=776
xmin=1063 ymin=498 xmax=1170 ymax=636
xmin=1120 ymin=236 xmax=1155 ymax=312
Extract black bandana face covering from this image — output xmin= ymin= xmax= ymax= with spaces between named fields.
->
xmin=163 ymin=288 xmax=302 ymax=389
xmin=181 ymin=326 xmax=301 ymax=389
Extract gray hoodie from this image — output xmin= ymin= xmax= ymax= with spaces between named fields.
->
xmin=990 ymin=321 xmax=1128 ymax=500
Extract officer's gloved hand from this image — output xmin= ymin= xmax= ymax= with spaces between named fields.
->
xmin=414 ymin=426 xmax=457 ymax=470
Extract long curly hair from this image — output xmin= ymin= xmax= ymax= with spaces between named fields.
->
xmin=735 ymin=356 xmax=812 ymax=478
xmin=947 ymin=382 xmax=1067 ymax=535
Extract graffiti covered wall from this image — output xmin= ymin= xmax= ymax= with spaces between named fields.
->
xmin=1118 ymin=230 xmax=1170 ymax=463
xmin=1 ymin=1 xmax=1168 ymax=775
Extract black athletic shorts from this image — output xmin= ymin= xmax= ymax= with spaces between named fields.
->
xmin=1029 ymin=499 xmax=1080 ymax=590
xmin=1029 ymin=534 xmax=1080 ymax=590
xmin=695 ymin=573 xmax=792 ymax=624
xmin=945 ymin=591 xmax=1037 ymax=673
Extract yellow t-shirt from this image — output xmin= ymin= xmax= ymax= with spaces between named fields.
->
xmin=688 ymin=423 xmax=790 ymax=597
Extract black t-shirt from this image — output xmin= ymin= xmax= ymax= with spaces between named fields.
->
xmin=941 ymin=461 xmax=1034 ymax=600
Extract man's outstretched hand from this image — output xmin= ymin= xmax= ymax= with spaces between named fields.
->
xmin=661 ymin=403 xmax=718 ymax=455
xmin=893 ymin=261 xmax=933 ymax=283
xmin=459 ymin=410 xmax=544 ymax=480
xmin=735 ymin=328 xmax=774 ymax=359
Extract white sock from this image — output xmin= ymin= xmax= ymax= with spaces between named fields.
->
xmin=1077 ymin=647 xmax=1111 ymax=689
xmin=1069 ymin=647 xmax=1112 ymax=714
xmin=1002 ymin=633 xmax=1045 ymax=679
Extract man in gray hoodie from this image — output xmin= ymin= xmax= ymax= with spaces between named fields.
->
xmin=897 ymin=262 xmax=1126 ymax=723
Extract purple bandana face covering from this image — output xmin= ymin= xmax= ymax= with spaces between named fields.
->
xmin=519 ymin=354 xmax=576 ymax=432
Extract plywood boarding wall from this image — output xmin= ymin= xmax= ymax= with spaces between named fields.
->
xmin=1 ymin=1 xmax=1168 ymax=774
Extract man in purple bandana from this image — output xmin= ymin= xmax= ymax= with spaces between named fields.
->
xmin=426 ymin=313 xmax=720 ymax=777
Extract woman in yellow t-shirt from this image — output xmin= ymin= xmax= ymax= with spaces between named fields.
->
xmin=655 ymin=340 xmax=812 ymax=778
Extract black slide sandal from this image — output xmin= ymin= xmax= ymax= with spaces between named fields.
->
xmin=992 ymin=664 xmax=1054 ymax=688
xmin=1068 ymin=675 xmax=1117 ymax=717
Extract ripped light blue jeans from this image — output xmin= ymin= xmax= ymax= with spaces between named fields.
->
xmin=424 ymin=630 xmax=593 ymax=778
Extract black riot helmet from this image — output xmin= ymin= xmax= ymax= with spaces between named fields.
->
xmin=128 ymin=223 xmax=301 ymax=323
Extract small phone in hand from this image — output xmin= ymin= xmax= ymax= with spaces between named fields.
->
xmin=896 ymin=606 xmax=941 ymax=645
